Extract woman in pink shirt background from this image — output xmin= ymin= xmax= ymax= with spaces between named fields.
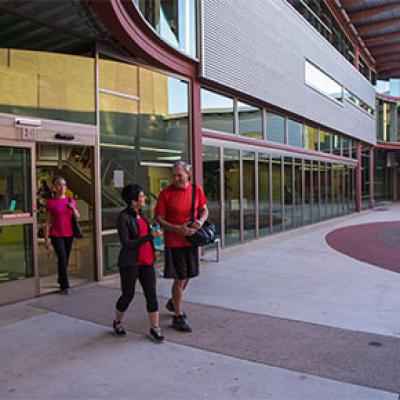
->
xmin=44 ymin=176 xmax=80 ymax=295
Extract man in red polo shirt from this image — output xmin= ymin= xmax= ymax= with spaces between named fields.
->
xmin=155 ymin=160 xmax=208 ymax=332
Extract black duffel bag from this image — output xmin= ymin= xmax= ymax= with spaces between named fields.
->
xmin=186 ymin=183 xmax=216 ymax=247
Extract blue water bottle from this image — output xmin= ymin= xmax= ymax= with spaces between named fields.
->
xmin=151 ymin=223 xmax=163 ymax=248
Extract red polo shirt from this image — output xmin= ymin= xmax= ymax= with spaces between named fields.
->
xmin=154 ymin=183 xmax=207 ymax=248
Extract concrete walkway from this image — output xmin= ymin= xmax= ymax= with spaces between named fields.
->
xmin=2 ymin=205 xmax=400 ymax=399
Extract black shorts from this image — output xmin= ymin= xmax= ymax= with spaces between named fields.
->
xmin=164 ymin=246 xmax=199 ymax=280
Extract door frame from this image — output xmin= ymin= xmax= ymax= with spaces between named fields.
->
xmin=0 ymin=140 xmax=38 ymax=304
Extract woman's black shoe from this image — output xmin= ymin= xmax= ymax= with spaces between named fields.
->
xmin=149 ymin=327 xmax=165 ymax=343
xmin=112 ymin=320 xmax=127 ymax=336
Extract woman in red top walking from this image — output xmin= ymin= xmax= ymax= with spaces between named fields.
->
xmin=44 ymin=176 xmax=80 ymax=295
xmin=113 ymin=183 xmax=164 ymax=343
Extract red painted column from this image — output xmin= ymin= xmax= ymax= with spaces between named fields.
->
xmin=356 ymin=142 xmax=362 ymax=212
xmin=192 ymin=80 xmax=203 ymax=185
xmin=369 ymin=146 xmax=375 ymax=208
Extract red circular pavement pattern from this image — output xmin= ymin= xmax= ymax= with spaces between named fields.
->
xmin=326 ymin=221 xmax=400 ymax=273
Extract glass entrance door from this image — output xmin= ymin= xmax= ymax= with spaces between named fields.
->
xmin=0 ymin=143 xmax=36 ymax=304
xmin=36 ymin=144 xmax=95 ymax=294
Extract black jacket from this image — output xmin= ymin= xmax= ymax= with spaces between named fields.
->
xmin=116 ymin=207 xmax=154 ymax=268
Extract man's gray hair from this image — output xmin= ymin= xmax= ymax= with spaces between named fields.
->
xmin=172 ymin=160 xmax=191 ymax=174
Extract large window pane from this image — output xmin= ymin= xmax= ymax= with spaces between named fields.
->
xmin=271 ymin=156 xmax=282 ymax=232
xmin=201 ymin=89 xmax=234 ymax=134
xmin=267 ymin=113 xmax=285 ymax=144
xmin=202 ymin=145 xmax=221 ymax=239
xmin=0 ymin=224 xmax=33 ymax=283
xmin=238 ymin=102 xmax=262 ymax=139
xmin=332 ymin=134 xmax=342 ymax=156
xmin=294 ymin=159 xmax=303 ymax=227
xmin=136 ymin=0 xmax=197 ymax=58
xmin=243 ymin=151 xmax=256 ymax=240
xmin=139 ymin=72 xmax=189 ymax=162
xmin=0 ymin=146 xmax=31 ymax=214
xmin=319 ymin=130 xmax=332 ymax=153
xmin=99 ymin=58 xmax=138 ymax=97
xmin=326 ymin=163 xmax=333 ymax=218
xmin=0 ymin=49 xmax=95 ymax=124
xmin=284 ymin=157 xmax=293 ymax=230
xmin=224 ymin=149 xmax=240 ymax=245
xmin=303 ymin=160 xmax=312 ymax=224
xmin=288 ymin=119 xmax=303 ymax=147
xmin=305 ymin=60 xmax=343 ymax=102
xmin=311 ymin=161 xmax=320 ymax=221
xmin=304 ymin=126 xmax=319 ymax=151
xmin=258 ymin=152 xmax=270 ymax=236
xmin=100 ymin=147 xmax=136 ymax=230
xmin=100 ymin=93 xmax=138 ymax=146
xmin=320 ymin=163 xmax=327 ymax=220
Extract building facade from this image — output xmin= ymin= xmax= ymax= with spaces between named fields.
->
xmin=0 ymin=0 xmax=397 ymax=304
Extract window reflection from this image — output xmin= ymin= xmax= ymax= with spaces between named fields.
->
xmin=284 ymin=157 xmax=293 ymax=230
xmin=267 ymin=113 xmax=285 ymax=144
xmin=201 ymin=89 xmax=234 ymax=134
xmin=271 ymin=156 xmax=282 ymax=232
xmin=304 ymin=126 xmax=319 ymax=151
xmin=0 ymin=48 xmax=95 ymax=124
xmin=224 ymin=149 xmax=240 ymax=245
xmin=202 ymin=145 xmax=221 ymax=238
xmin=288 ymin=119 xmax=303 ymax=147
xmin=258 ymin=153 xmax=270 ymax=236
xmin=136 ymin=0 xmax=197 ymax=58
xmin=303 ymin=160 xmax=312 ymax=224
xmin=243 ymin=151 xmax=256 ymax=240
xmin=238 ymin=102 xmax=262 ymax=139
xmin=305 ymin=61 xmax=343 ymax=102
xmin=294 ymin=159 xmax=303 ymax=227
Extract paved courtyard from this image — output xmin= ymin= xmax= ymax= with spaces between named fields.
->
xmin=2 ymin=204 xmax=400 ymax=399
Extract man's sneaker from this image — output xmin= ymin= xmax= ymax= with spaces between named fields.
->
xmin=172 ymin=315 xmax=192 ymax=332
xmin=112 ymin=320 xmax=127 ymax=336
xmin=149 ymin=327 xmax=165 ymax=343
xmin=62 ymin=288 xmax=71 ymax=295
xmin=165 ymin=299 xmax=187 ymax=319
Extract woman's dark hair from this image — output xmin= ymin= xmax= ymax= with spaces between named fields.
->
xmin=121 ymin=183 xmax=144 ymax=206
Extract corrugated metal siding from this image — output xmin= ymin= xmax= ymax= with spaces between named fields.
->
xmin=201 ymin=0 xmax=376 ymax=144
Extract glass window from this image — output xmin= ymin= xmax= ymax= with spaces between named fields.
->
xmin=102 ymin=232 xmax=120 ymax=276
xmin=258 ymin=152 xmax=270 ymax=236
xmin=271 ymin=156 xmax=282 ymax=233
xmin=238 ymin=102 xmax=262 ymax=139
xmin=139 ymin=72 xmax=189 ymax=163
xmin=284 ymin=157 xmax=293 ymax=230
xmin=326 ymin=163 xmax=333 ymax=218
xmin=243 ymin=151 xmax=256 ymax=240
xmin=332 ymin=134 xmax=341 ymax=156
xmin=303 ymin=160 xmax=312 ymax=224
xmin=0 ymin=49 xmax=95 ymax=124
xmin=287 ymin=119 xmax=303 ymax=147
xmin=319 ymin=130 xmax=332 ymax=153
xmin=136 ymin=0 xmax=197 ymax=58
xmin=311 ymin=161 xmax=319 ymax=222
xmin=0 ymin=146 xmax=32 ymax=214
xmin=342 ymin=136 xmax=350 ymax=157
xmin=0 ymin=224 xmax=33 ymax=283
xmin=99 ymin=58 xmax=138 ymax=97
xmin=304 ymin=126 xmax=319 ymax=151
xmin=202 ymin=145 xmax=221 ymax=239
xmin=99 ymin=66 xmax=190 ymax=163
xmin=100 ymin=93 xmax=138 ymax=146
xmin=305 ymin=60 xmax=343 ymax=102
xmin=266 ymin=113 xmax=285 ymax=144
xmin=224 ymin=149 xmax=240 ymax=245
xmin=100 ymin=147 xmax=136 ymax=230
xmin=320 ymin=162 xmax=327 ymax=220
xmin=201 ymin=89 xmax=234 ymax=134
xmin=294 ymin=158 xmax=303 ymax=227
